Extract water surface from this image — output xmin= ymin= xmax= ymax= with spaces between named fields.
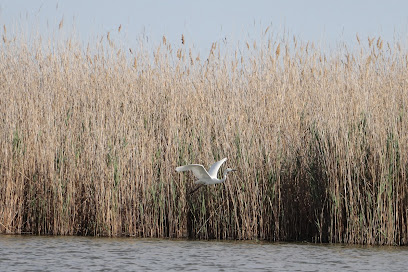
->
xmin=0 ymin=235 xmax=407 ymax=271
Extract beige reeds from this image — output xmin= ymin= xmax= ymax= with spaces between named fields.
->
xmin=0 ymin=30 xmax=407 ymax=245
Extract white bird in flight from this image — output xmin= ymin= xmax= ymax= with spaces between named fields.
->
xmin=176 ymin=157 xmax=236 ymax=185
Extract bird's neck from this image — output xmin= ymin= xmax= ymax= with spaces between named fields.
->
xmin=220 ymin=170 xmax=229 ymax=183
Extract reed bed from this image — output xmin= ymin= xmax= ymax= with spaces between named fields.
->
xmin=0 ymin=29 xmax=407 ymax=245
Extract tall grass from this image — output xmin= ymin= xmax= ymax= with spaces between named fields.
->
xmin=0 ymin=29 xmax=407 ymax=245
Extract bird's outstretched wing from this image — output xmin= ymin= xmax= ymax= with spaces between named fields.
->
xmin=176 ymin=164 xmax=211 ymax=180
xmin=207 ymin=158 xmax=227 ymax=179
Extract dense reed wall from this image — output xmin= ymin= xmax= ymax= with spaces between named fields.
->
xmin=1 ymin=31 xmax=408 ymax=245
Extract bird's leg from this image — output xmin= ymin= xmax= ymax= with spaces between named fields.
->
xmin=189 ymin=184 xmax=203 ymax=195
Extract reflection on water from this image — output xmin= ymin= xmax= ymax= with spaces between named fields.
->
xmin=0 ymin=235 xmax=407 ymax=271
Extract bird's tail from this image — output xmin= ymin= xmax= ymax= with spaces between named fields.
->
xmin=176 ymin=166 xmax=187 ymax=172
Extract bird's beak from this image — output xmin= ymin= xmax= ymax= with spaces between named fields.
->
xmin=231 ymin=169 xmax=237 ymax=172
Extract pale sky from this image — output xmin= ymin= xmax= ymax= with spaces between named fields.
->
xmin=1 ymin=0 xmax=408 ymax=53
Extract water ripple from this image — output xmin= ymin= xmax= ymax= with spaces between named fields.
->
xmin=1 ymin=235 xmax=407 ymax=271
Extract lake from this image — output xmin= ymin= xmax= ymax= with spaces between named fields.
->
xmin=0 ymin=235 xmax=407 ymax=271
